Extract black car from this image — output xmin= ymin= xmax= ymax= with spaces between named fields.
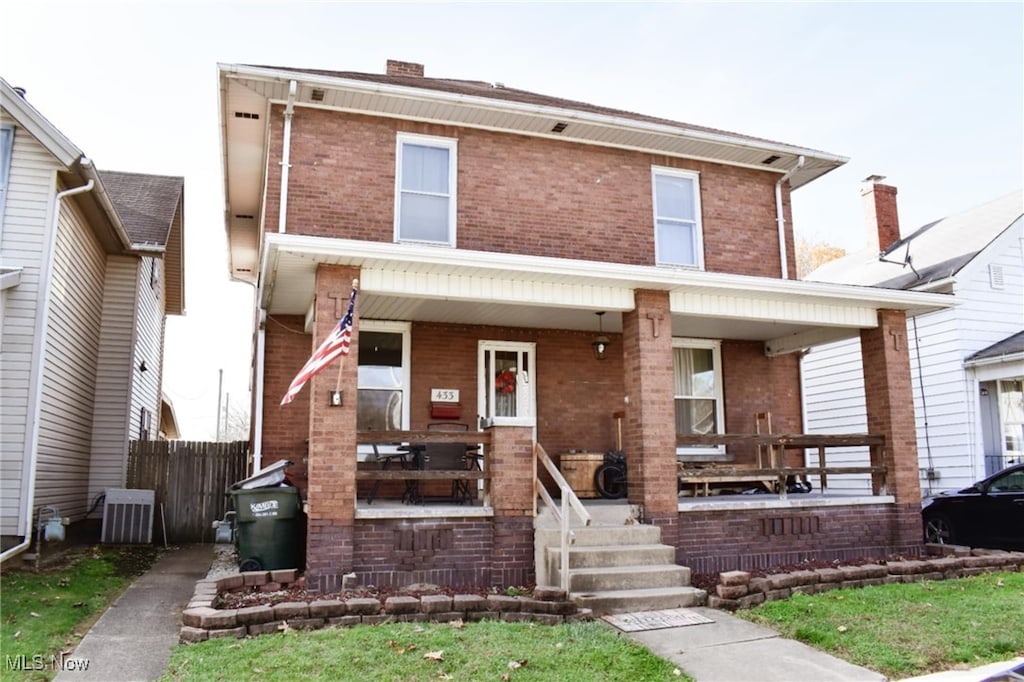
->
xmin=921 ymin=463 xmax=1024 ymax=550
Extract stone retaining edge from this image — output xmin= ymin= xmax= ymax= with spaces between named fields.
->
xmin=180 ymin=573 xmax=591 ymax=643
xmin=706 ymin=547 xmax=1024 ymax=611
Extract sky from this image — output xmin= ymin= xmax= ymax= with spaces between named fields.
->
xmin=3 ymin=1 xmax=1021 ymax=439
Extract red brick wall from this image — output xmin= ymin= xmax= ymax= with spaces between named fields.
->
xmin=352 ymin=518 xmax=495 ymax=588
xmin=721 ymin=342 xmax=803 ymax=465
xmin=861 ymin=310 xmax=922 ymax=527
xmin=622 ymin=290 xmax=678 ymax=544
xmin=305 ymin=265 xmax=360 ymax=591
xmin=862 ymin=182 xmax=901 ymax=252
xmin=262 ymin=314 xmax=312 ymax=490
xmin=677 ymin=503 xmax=923 ymax=575
xmin=265 ymin=107 xmax=794 ymax=278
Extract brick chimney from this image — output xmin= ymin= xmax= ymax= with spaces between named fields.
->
xmin=861 ymin=176 xmax=901 ymax=253
xmin=386 ymin=60 xmax=424 ymax=77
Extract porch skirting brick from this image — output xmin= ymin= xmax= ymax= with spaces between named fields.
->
xmin=306 ymin=519 xmax=354 ymax=592
xmin=677 ymin=502 xmax=922 ymax=574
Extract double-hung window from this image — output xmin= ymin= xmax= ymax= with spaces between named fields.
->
xmin=673 ymin=338 xmax=724 ymax=455
xmin=652 ymin=167 xmax=703 ymax=268
xmin=394 ymin=133 xmax=457 ymax=246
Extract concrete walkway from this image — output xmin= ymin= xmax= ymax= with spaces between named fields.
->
xmin=54 ymin=544 xmax=213 ymax=682
xmin=624 ymin=606 xmax=886 ymax=682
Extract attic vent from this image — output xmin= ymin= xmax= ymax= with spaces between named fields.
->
xmin=311 ymin=88 xmax=326 ymax=102
xmin=234 ymin=214 xmax=255 ymax=220
xmin=234 ymin=111 xmax=260 ymax=120
xmin=989 ymin=264 xmax=1005 ymax=289
xmin=551 ymin=122 xmax=568 ymax=133
xmin=762 ymin=155 xmax=781 ymax=165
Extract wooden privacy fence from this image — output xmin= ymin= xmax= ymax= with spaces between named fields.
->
xmin=127 ymin=440 xmax=249 ymax=543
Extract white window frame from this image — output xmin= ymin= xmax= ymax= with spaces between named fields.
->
xmin=0 ymin=123 xmax=14 ymax=240
xmin=652 ymin=166 xmax=704 ymax=269
xmin=672 ymin=337 xmax=724 ymax=457
xmin=478 ymin=340 xmax=536 ymax=430
xmin=394 ymin=133 xmax=457 ymax=246
xmin=356 ymin=320 xmax=411 ymax=461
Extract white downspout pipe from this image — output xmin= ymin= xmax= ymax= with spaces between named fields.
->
xmin=1 ymin=177 xmax=94 ymax=564
xmin=775 ymin=155 xmax=805 ymax=279
xmin=277 ymin=80 xmax=297 ymax=233
xmin=251 ymin=309 xmax=266 ymax=474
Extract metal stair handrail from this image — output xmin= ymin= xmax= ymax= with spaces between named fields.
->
xmin=534 ymin=442 xmax=591 ymax=593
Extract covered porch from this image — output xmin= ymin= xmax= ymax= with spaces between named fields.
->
xmin=254 ymin=236 xmax=953 ymax=591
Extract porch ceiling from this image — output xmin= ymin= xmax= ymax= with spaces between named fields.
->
xmin=261 ymin=234 xmax=955 ymax=353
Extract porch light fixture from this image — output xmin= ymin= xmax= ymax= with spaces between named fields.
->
xmin=328 ymin=390 xmax=343 ymax=407
xmin=592 ymin=312 xmax=611 ymax=361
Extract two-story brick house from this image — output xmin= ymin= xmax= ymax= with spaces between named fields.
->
xmin=218 ymin=60 xmax=951 ymax=596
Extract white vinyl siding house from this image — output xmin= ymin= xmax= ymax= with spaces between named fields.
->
xmin=36 ymin=195 xmax=106 ymax=519
xmin=803 ymin=194 xmax=1023 ymax=497
xmin=0 ymin=112 xmax=61 ymax=536
xmin=1 ymin=80 xmax=185 ymax=560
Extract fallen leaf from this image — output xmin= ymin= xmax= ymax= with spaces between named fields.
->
xmin=673 ymin=669 xmax=682 ymax=676
xmin=450 ymin=618 xmax=465 ymax=629
xmin=501 ymin=675 xmax=510 ymax=682
xmin=438 ymin=674 xmax=453 ymax=680
xmin=507 ymin=659 xmax=527 ymax=670
xmin=837 ymin=625 xmax=848 ymax=633
xmin=5 ymin=614 xmax=14 ymax=624
xmin=407 ymin=644 xmax=417 ymax=652
xmin=13 ymin=630 xmax=21 ymax=639
xmin=424 ymin=651 xmax=445 ymax=662
xmin=996 ymin=579 xmax=1005 ymax=587
xmin=30 ymin=612 xmax=41 ymax=618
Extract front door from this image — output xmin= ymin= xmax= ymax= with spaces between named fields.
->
xmin=478 ymin=341 xmax=536 ymax=433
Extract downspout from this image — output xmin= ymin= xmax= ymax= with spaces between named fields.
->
xmin=277 ymin=80 xmax=297 ymax=233
xmin=1 ymin=177 xmax=94 ymax=564
xmin=252 ymin=308 xmax=267 ymax=474
xmin=911 ymin=316 xmax=936 ymax=495
xmin=775 ymin=155 xmax=805 ymax=279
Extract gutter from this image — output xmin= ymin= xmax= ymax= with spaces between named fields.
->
xmin=1 ymin=178 xmax=95 ymax=564
xmin=252 ymin=309 xmax=267 ymax=474
xmin=775 ymin=155 xmax=804 ymax=279
xmin=278 ymin=80 xmax=297 ymax=233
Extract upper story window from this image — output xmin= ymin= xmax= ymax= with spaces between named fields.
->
xmin=394 ymin=133 xmax=457 ymax=246
xmin=0 ymin=124 xmax=14 ymax=235
xmin=652 ymin=167 xmax=703 ymax=268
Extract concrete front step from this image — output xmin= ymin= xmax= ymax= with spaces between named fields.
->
xmin=565 ymin=564 xmax=692 ymax=592
xmin=550 ymin=543 xmax=677 ymax=570
xmin=573 ymin=586 xmax=707 ymax=615
xmin=536 ymin=524 xmax=662 ymax=548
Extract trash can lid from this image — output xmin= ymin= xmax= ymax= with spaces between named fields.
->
xmin=228 ymin=460 xmax=293 ymax=492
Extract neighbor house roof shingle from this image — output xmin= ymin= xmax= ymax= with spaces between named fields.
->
xmin=99 ymin=170 xmax=183 ymax=247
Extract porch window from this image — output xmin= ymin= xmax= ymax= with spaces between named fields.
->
xmin=1000 ymin=379 xmax=1023 ymax=463
xmin=652 ymin=167 xmax=703 ymax=268
xmin=357 ymin=322 xmax=411 ymax=460
xmin=673 ymin=338 xmax=723 ymax=454
xmin=394 ymin=133 xmax=457 ymax=246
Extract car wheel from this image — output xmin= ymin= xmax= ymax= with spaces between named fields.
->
xmin=923 ymin=514 xmax=955 ymax=545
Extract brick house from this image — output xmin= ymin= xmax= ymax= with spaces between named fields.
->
xmin=218 ymin=60 xmax=952 ymax=594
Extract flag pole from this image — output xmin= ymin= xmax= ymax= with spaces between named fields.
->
xmin=335 ymin=278 xmax=359 ymax=392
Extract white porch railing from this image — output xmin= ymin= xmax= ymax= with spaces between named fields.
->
xmin=533 ymin=442 xmax=591 ymax=593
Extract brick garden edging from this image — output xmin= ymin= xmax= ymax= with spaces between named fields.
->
xmin=706 ymin=547 xmax=1024 ymax=611
xmin=180 ymin=569 xmax=592 ymax=643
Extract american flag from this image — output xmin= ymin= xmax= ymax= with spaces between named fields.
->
xmin=280 ymin=286 xmax=358 ymax=406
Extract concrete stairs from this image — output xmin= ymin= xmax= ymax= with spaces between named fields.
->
xmin=534 ymin=503 xmax=706 ymax=614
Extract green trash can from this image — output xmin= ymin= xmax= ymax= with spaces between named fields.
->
xmin=230 ymin=486 xmax=305 ymax=572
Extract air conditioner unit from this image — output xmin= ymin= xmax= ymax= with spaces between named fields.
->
xmin=101 ymin=488 xmax=155 ymax=544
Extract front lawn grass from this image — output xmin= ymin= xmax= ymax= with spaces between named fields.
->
xmin=738 ymin=571 xmax=1024 ymax=679
xmin=162 ymin=619 xmax=689 ymax=682
xmin=0 ymin=545 xmax=159 ymax=681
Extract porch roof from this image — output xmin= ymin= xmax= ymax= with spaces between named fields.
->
xmin=262 ymin=233 xmax=954 ymax=355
